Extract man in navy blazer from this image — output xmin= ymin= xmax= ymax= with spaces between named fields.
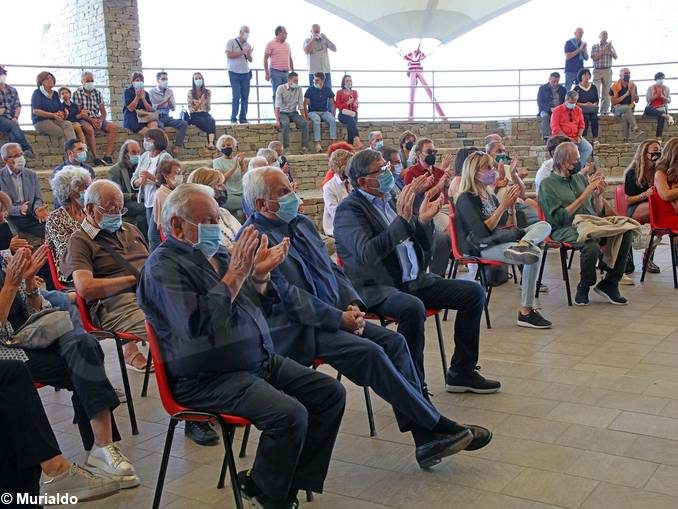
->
xmin=334 ymin=149 xmax=500 ymax=394
xmin=0 ymin=142 xmax=48 ymax=239
xmin=242 ymin=166 xmax=493 ymax=469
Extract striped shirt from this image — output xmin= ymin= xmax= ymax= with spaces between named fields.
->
xmin=265 ymin=40 xmax=291 ymax=71
xmin=73 ymin=87 xmax=104 ymax=117
xmin=0 ymin=85 xmax=21 ymax=119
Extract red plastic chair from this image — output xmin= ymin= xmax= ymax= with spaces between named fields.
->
xmin=614 ymin=185 xmax=627 ymax=217
xmin=145 ymin=321 xmax=250 ymax=509
xmin=45 ymin=245 xmax=69 ymax=292
xmin=641 ymin=190 xmax=678 ymax=288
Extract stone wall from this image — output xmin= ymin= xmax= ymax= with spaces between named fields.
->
xmin=40 ymin=0 xmax=142 ymax=122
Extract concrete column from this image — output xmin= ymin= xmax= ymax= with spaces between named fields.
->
xmin=40 ymin=0 xmax=142 ymax=122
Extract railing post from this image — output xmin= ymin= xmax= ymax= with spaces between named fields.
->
xmin=255 ymin=69 xmax=261 ymax=123
xmin=431 ymin=70 xmax=435 ymax=122
xmin=518 ymin=69 xmax=522 ymax=118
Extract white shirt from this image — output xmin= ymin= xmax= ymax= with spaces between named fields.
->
xmin=322 ymin=174 xmax=350 ymax=236
xmin=142 ymin=155 xmax=160 ymax=209
xmin=6 ymin=166 xmax=23 ymax=202
xmin=535 ymin=159 xmax=554 ymax=196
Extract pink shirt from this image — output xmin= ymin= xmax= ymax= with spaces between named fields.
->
xmin=264 ymin=40 xmax=291 ymax=71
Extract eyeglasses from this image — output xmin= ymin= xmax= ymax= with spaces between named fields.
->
xmin=96 ymin=205 xmax=127 ymax=216
xmin=367 ymin=164 xmax=391 ymax=176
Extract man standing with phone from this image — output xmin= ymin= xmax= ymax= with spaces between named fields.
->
xmin=303 ymin=24 xmax=336 ymax=88
xmin=226 ymin=26 xmax=253 ymax=124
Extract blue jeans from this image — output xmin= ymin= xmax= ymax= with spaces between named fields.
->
xmin=564 ymin=71 xmax=578 ymax=90
xmin=229 ymin=71 xmax=251 ymax=122
xmin=481 ymin=221 xmax=551 ymax=308
xmin=270 ymin=68 xmax=289 ymax=105
xmin=279 ymin=111 xmax=309 ymax=149
xmin=338 ymin=112 xmax=359 ymax=143
xmin=0 ymin=116 xmax=32 ymax=152
xmin=158 ymin=113 xmax=188 ymax=146
xmin=575 ymin=137 xmax=593 ymax=165
xmin=308 ymin=111 xmax=337 ymax=141
xmin=188 ymin=111 xmax=216 ymax=134
xmin=146 ymin=206 xmax=161 ymax=251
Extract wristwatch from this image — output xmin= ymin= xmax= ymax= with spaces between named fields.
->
xmin=251 ymin=272 xmax=271 ymax=284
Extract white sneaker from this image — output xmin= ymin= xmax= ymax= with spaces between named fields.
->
xmin=41 ymin=463 xmax=120 ymax=502
xmin=620 ymin=274 xmax=635 ymax=285
xmin=86 ymin=443 xmax=140 ymax=488
xmin=668 ymin=115 xmax=675 ymax=126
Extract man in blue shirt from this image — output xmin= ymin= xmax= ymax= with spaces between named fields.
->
xmin=334 ymin=149 xmax=501 ymax=395
xmin=303 ymin=73 xmax=337 ymax=153
xmin=242 ymin=166 xmax=492 ymax=470
xmin=564 ymin=27 xmax=589 ymax=90
xmin=137 ymin=184 xmax=346 ymax=508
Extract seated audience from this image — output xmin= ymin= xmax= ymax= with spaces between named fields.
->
xmin=122 ymin=72 xmax=158 ymax=135
xmin=152 ymin=159 xmax=182 ymax=230
xmin=334 ymin=149 xmax=501 ymax=393
xmin=268 ymin=140 xmax=285 ymax=159
xmin=73 ymin=72 xmax=118 ymax=164
xmin=644 ymin=72 xmax=674 ymax=139
xmin=321 ymin=141 xmax=355 ymax=185
xmin=137 ymin=185 xmax=345 ymax=508
xmin=537 ymin=72 xmax=567 ymax=141
xmin=31 ymin=71 xmax=76 ymax=142
xmin=551 ymin=90 xmax=593 ymax=165
xmin=368 ymin=130 xmax=384 ymax=150
xmin=187 ymin=72 xmax=217 ymax=150
xmin=448 ymin=146 xmax=479 ymax=200
xmin=0 ymin=65 xmax=35 ymax=158
xmin=398 ymin=130 xmax=417 ymax=168
xmin=535 ymin=135 xmax=572 ymax=195
xmin=45 ymin=166 xmax=92 ymax=285
xmin=322 ymin=148 xmax=352 ymax=235
xmin=186 ymin=167 xmax=242 ymax=246
xmin=304 ymin=72 xmax=337 ymax=152
xmin=131 ymin=129 xmax=173 ymax=251
xmin=654 ymin=137 xmax=678 ymax=224
xmin=59 ymin=86 xmax=89 ymax=148
xmin=52 ymin=139 xmax=96 ymax=207
xmin=149 ymin=71 xmax=187 ymax=157
xmin=0 ymin=360 xmax=120 ymax=503
xmin=610 ymin=68 xmax=643 ymax=141
xmin=574 ymin=68 xmax=600 ymax=145
xmin=248 ymin=156 xmax=269 ymax=170
xmin=455 ymin=152 xmax=553 ymax=328
xmin=213 ymin=135 xmax=246 ymax=221
xmin=243 ymin=167 xmax=492 ymax=468
xmin=257 ymin=147 xmax=279 ymax=166
xmin=335 ymin=75 xmax=362 ymax=147
xmin=539 ymin=142 xmax=634 ymax=305
xmin=0 ymin=142 xmax=48 ymax=240
xmin=107 ymin=140 xmax=148 ymax=236
xmin=0 ymin=242 xmax=139 ymax=488
xmin=275 ymin=72 xmax=310 ymax=154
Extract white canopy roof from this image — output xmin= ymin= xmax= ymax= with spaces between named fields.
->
xmin=305 ymin=0 xmax=529 ymax=46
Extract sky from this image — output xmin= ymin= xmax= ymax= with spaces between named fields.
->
xmin=3 ymin=0 xmax=677 ymax=121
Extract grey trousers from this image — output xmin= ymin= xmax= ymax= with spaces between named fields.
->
xmin=613 ymin=105 xmax=636 ymax=138
xmin=34 ymin=119 xmax=76 ymax=141
xmin=95 ymin=291 xmax=147 ymax=342
xmin=593 ymin=68 xmax=613 ymax=114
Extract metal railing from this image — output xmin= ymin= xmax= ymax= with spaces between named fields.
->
xmin=3 ymin=61 xmax=677 ymax=126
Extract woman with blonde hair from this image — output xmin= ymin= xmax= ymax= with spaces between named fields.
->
xmin=186 ymin=167 xmax=242 ymax=246
xmin=624 ymin=139 xmax=661 ymax=223
xmin=456 ymin=151 xmax=553 ymax=329
xmin=655 ymin=137 xmax=678 ymax=212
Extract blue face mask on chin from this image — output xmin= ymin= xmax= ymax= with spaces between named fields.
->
xmin=99 ymin=213 xmax=122 ymax=233
xmin=190 ymin=222 xmax=221 ymax=258
xmin=273 ymin=192 xmax=300 ymax=223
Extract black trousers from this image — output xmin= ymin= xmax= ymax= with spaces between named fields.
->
xmin=644 ymin=106 xmax=667 ymax=137
xmin=0 ymin=360 xmax=61 ymax=508
xmin=7 ymin=215 xmax=45 ymax=240
xmin=369 ymin=275 xmax=484 ymax=384
xmin=582 ymin=111 xmax=599 ymax=138
xmin=189 ymin=112 xmax=216 ymax=135
xmin=173 ymin=355 xmax=345 ymax=503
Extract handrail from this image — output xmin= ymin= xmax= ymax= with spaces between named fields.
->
xmin=2 ymin=61 xmax=676 ymax=125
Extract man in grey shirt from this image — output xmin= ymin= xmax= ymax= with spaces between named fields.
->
xmin=303 ymin=24 xmax=336 ymax=88
xmin=226 ymin=25 xmax=253 ymax=124
xmin=275 ymin=72 xmax=309 ymax=154
xmin=149 ymin=71 xmax=187 ymax=156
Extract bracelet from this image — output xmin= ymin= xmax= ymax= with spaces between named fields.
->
xmin=251 ymin=272 xmax=271 ymax=284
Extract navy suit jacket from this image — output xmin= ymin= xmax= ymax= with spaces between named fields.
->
xmin=244 ymin=212 xmax=363 ymax=365
xmin=0 ymin=166 xmax=44 ymax=218
xmin=333 ymin=190 xmax=436 ymax=308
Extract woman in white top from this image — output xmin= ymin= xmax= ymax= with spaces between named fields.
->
xmin=131 ymin=128 xmax=172 ymax=250
xmin=322 ymin=148 xmax=352 ymax=236
xmin=186 ymin=167 xmax=242 ymax=247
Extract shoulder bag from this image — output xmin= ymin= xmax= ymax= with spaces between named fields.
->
xmin=2 ymin=308 xmax=74 ymax=349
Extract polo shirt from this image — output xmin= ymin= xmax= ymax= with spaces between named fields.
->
xmin=303 ymin=36 xmax=331 ymax=73
xmin=550 ymin=104 xmax=585 ymax=138
xmin=264 ymin=40 xmax=291 ymax=71
xmin=304 ymin=85 xmax=334 ymax=112
xmin=402 ymin=162 xmax=444 ymax=185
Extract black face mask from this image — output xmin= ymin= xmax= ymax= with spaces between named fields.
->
xmin=568 ymin=160 xmax=582 ymax=175
xmin=404 ymin=141 xmax=414 ymax=151
xmin=649 ymin=152 xmax=661 ymax=162
xmin=622 ymin=74 xmax=631 ymax=82
xmin=424 ymin=154 xmax=437 ymax=166
xmin=215 ymin=190 xmax=228 ymax=207
xmin=221 ymin=147 xmax=233 ymax=157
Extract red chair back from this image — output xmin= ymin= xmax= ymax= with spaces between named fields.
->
xmin=159 ymin=227 xmax=166 ymax=242
xmin=76 ymin=295 xmax=97 ymax=333
xmin=536 ymin=202 xmax=547 ymax=222
xmin=649 ymin=187 xmax=678 ymax=232
xmin=45 ymin=245 xmax=68 ymax=292
xmin=447 ymin=203 xmax=465 ymax=260
xmin=614 ymin=185 xmax=627 ymax=216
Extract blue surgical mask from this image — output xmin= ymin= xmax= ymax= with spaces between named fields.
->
xmin=75 ymin=151 xmax=87 ymax=163
xmin=158 ymin=79 xmax=168 ymax=89
xmin=566 ymin=102 xmax=576 ymax=110
xmin=273 ymin=192 xmax=300 ymax=223
xmin=99 ymin=213 xmax=123 ymax=233
xmin=656 ymin=79 xmax=664 ymax=86
xmin=374 ymin=140 xmax=384 ymax=150
xmin=133 ymin=81 xmax=145 ymax=90
xmin=193 ymin=79 xmax=203 ymax=87
xmin=129 ymin=154 xmax=139 ymax=165
xmin=78 ymin=192 xmax=85 ymax=206
xmin=393 ymin=163 xmax=403 ymax=176
xmin=376 ymin=168 xmax=395 ymax=193
xmin=191 ymin=222 xmax=221 ymax=258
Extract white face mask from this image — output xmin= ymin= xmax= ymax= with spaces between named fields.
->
xmin=242 ymin=32 xmax=249 ymax=41
xmin=13 ymin=156 xmax=26 ymax=170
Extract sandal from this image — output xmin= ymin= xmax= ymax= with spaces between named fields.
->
xmin=124 ymin=351 xmax=153 ymax=373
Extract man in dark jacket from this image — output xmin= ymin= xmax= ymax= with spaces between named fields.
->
xmin=106 ymin=139 xmax=147 ymax=237
xmin=537 ymin=72 xmax=567 ymax=141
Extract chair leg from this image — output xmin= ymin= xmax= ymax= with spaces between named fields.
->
xmin=239 ymin=425 xmax=251 ymax=458
xmin=141 ymin=348 xmax=152 ymax=397
xmin=306 ymin=490 xmax=314 ymax=502
xmin=535 ymin=246 xmax=549 ymax=298
xmin=511 ymin=264 xmax=518 ymax=284
xmin=113 ymin=335 xmax=138 ymax=435
xmin=444 ymin=261 xmax=460 ymax=321
xmin=477 ymin=268 xmax=492 ymax=329
xmin=560 ymin=248 xmax=573 ymax=306
xmin=567 ymin=249 xmax=575 ymax=269
xmin=363 ymin=387 xmax=377 ymax=437
xmin=641 ymin=232 xmax=656 ymax=282
xmin=336 ymin=372 xmax=342 ymax=382
xmin=671 ymin=234 xmax=678 ymax=289
xmin=217 ymin=423 xmax=244 ymax=509
xmin=434 ymin=314 xmax=447 ymax=382
xmin=153 ymin=418 xmax=178 ymax=509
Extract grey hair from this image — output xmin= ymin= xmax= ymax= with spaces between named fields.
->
xmin=368 ymin=130 xmax=382 ymax=141
xmin=348 ymin=148 xmax=383 ymax=188
xmin=248 ymin=156 xmax=268 ymax=171
xmin=81 ymin=71 xmax=93 ymax=81
xmin=161 ymin=183 xmax=214 ymax=235
xmin=552 ymin=142 xmax=579 ymax=171
xmin=50 ymin=166 xmax=91 ymax=205
xmin=566 ymin=90 xmax=579 ymax=101
xmin=485 ymin=140 xmax=502 ymax=154
xmin=242 ymin=166 xmax=285 ymax=209
xmin=267 ymin=140 xmax=283 ymax=151
xmin=84 ymin=179 xmax=122 ymax=206
xmin=256 ymin=148 xmax=278 ymax=164
xmin=0 ymin=142 xmax=20 ymax=160
xmin=117 ymin=139 xmax=140 ymax=165
xmin=216 ymin=134 xmax=237 ymax=149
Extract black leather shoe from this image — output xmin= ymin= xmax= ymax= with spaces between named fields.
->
xmin=184 ymin=421 xmax=219 ymax=446
xmin=463 ymin=424 xmax=493 ymax=451
xmin=415 ymin=430 xmax=473 ymax=469
xmin=445 ymin=368 xmax=501 ymax=394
